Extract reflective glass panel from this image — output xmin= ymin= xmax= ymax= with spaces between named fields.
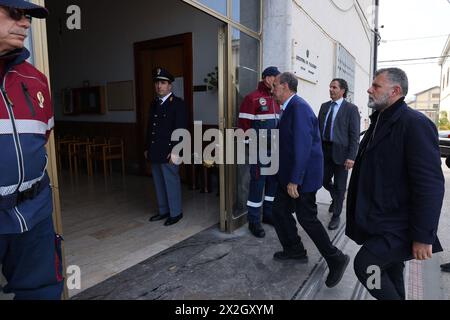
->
xmin=196 ymin=0 xmax=227 ymax=16
xmin=230 ymin=28 xmax=260 ymax=218
xmin=232 ymin=0 xmax=260 ymax=32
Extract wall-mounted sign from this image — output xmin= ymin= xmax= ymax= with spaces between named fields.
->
xmin=335 ymin=43 xmax=356 ymax=102
xmin=292 ymin=40 xmax=319 ymax=84
xmin=107 ymin=81 xmax=135 ymax=111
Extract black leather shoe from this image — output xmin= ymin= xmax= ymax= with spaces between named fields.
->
xmin=149 ymin=213 xmax=169 ymax=222
xmin=273 ymin=250 xmax=308 ymax=262
xmin=325 ymin=252 xmax=350 ymax=288
xmin=328 ymin=201 xmax=334 ymax=213
xmin=164 ymin=213 xmax=183 ymax=226
xmin=249 ymin=223 xmax=266 ymax=238
xmin=441 ymin=262 xmax=450 ymax=273
xmin=328 ymin=216 xmax=341 ymax=230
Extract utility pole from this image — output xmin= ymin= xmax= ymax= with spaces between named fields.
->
xmin=373 ymin=0 xmax=380 ymax=75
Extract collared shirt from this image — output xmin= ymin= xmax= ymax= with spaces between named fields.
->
xmin=159 ymin=92 xmax=173 ymax=105
xmin=281 ymin=94 xmax=296 ymax=113
xmin=323 ymin=97 xmax=344 ymax=141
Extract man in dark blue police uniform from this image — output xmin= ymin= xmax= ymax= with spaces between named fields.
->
xmin=145 ymin=68 xmax=188 ymax=226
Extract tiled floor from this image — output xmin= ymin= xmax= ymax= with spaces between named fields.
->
xmin=58 ymin=171 xmax=220 ymax=297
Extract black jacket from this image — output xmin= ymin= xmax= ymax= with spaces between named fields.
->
xmin=146 ymin=94 xmax=188 ymax=163
xmin=346 ymin=98 xmax=444 ymax=260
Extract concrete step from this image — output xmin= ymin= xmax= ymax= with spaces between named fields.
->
xmin=293 ymin=221 xmax=373 ymax=300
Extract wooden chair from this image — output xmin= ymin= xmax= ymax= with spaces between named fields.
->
xmin=101 ymin=137 xmax=125 ymax=176
xmin=68 ymin=136 xmax=90 ymax=176
xmin=56 ymin=135 xmax=78 ymax=172
xmin=86 ymin=136 xmax=108 ymax=176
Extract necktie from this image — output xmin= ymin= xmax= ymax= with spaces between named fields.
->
xmin=324 ymin=102 xmax=336 ymax=142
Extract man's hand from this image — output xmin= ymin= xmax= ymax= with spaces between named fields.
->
xmin=412 ymin=242 xmax=433 ymax=260
xmin=344 ymin=159 xmax=355 ymax=171
xmin=287 ymin=183 xmax=300 ymax=199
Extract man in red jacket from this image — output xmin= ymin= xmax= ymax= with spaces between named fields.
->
xmin=238 ymin=67 xmax=281 ymax=238
xmin=0 ymin=1 xmax=63 ymax=300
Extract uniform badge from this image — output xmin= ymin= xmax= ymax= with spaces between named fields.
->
xmin=37 ymin=92 xmax=45 ymax=109
xmin=259 ymin=98 xmax=267 ymax=106
xmin=157 ymin=68 xmax=162 ymax=76
xmin=170 ymin=97 xmax=174 ymax=102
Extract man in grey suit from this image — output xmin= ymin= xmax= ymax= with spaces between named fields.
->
xmin=318 ymin=79 xmax=360 ymax=230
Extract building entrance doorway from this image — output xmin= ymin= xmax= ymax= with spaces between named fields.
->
xmin=44 ymin=0 xmax=224 ymax=297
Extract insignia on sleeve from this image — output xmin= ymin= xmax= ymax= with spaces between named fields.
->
xmin=37 ymin=92 xmax=45 ymax=109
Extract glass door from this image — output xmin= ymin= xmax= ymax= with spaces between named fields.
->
xmin=178 ymin=0 xmax=263 ymax=233
xmin=218 ymin=25 xmax=227 ymax=231
xmin=223 ymin=26 xmax=260 ymax=232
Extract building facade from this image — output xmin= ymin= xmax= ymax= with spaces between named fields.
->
xmin=407 ymin=86 xmax=440 ymax=125
xmin=440 ymin=35 xmax=450 ymax=121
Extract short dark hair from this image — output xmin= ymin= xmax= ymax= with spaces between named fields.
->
xmin=279 ymin=72 xmax=298 ymax=93
xmin=375 ymin=68 xmax=409 ymax=96
xmin=331 ymin=78 xmax=349 ymax=98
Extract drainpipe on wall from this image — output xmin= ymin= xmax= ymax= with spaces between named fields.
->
xmin=373 ymin=0 xmax=380 ymax=75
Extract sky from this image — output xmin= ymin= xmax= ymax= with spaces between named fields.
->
xmin=377 ymin=0 xmax=450 ymax=100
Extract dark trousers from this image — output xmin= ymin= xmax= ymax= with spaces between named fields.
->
xmin=354 ymin=246 xmax=406 ymax=300
xmin=247 ymin=165 xmax=278 ymax=224
xmin=272 ymin=185 xmax=337 ymax=258
xmin=322 ymin=143 xmax=348 ymax=218
xmin=0 ymin=215 xmax=64 ymax=300
xmin=151 ymin=163 xmax=182 ymax=218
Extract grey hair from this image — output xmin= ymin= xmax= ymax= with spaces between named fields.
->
xmin=375 ymin=68 xmax=409 ymax=96
xmin=279 ymin=72 xmax=298 ymax=93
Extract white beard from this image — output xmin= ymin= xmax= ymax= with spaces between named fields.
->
xmin=368 ymin=93 xmax=390 ymax=111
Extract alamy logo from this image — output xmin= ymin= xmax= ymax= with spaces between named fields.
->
xmin=66 ymin=5 xmax=81 ymax=30
xmin=66 ymin=265 xmax=81 ymax=290
xmin=170 ymin=122 xmax=280 ymax=175
xmin=366 ymin=265 xmax=381 ymax=290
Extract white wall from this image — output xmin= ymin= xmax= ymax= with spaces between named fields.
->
xmin=263 ymin=0 xmax=374 ymax=204
xmin=263 ymin=0 xmax=373 ymax=117
xmin=47 ymin=0 xmax=222 ymax=125
xmin=293 ymin=0 xmax=372 ymax=115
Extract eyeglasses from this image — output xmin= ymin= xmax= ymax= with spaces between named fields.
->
xmin=1 ymin=6 xmax=32 ymax=22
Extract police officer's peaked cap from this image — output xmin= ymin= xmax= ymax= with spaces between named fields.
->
xmin=0 ymin=0 xmax=49 ymax=18
xmin=262 ymin=66 xmax=280 ymax=78
xmin=153 ymin=67 xmax=175 ymax=83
